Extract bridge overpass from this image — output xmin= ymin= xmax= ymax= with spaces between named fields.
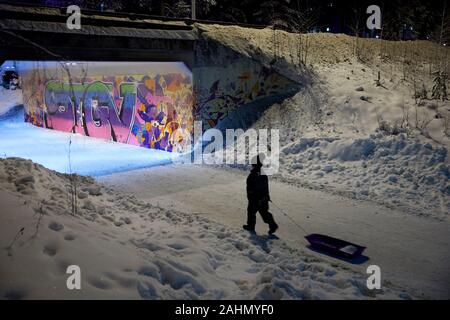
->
xmin=0 ymin=2 xmax=197 ymax=68
xmin=0 ymin=3 xmax=300 ymax=152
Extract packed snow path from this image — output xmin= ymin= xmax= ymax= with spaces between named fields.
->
xmin=0 ymin=158 xmax=411 ymax=299
xmin=98 ymin=165 xmax=450 ymax=299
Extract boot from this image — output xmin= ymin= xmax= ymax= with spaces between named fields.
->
xmin=243 ymin=225 xmax=255 ymax=232
xmin=268 ymin=223 xmax=279 ymax=235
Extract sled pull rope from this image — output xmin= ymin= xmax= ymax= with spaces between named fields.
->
xmin=270 ymin=201 xmax=309 ymax=235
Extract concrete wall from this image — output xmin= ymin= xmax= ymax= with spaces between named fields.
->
xmin=193 ymin=38 xmax=300 ymax=132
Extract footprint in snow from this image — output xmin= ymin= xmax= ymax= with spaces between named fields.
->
xmin=43 ymin=243 xmax=58 ymax=257
xmin=64 ymin=234 xmax=75 ymax=241
xmin=48 ymin=222 xmax=64 ymax=232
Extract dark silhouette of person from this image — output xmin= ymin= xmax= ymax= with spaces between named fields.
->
xmin=243 ymin=155 xmax=279 ymax=234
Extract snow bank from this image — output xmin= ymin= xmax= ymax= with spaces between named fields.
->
xmin=0 ymin=158 xmax=412 ymax=299
xmin=326 ymin=138 xmax=377 ymax=161
xmin=281 ymin=134 xmax=449 ymax=219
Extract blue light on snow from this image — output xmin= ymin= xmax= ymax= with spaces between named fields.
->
xmin=0 ymin=107 xmax=175 ymax=176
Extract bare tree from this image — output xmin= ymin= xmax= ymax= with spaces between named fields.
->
xmin=438 ymin=2 xmax=449 ymax=45
xmin=349 ymin=7 xmax=363 ymax=60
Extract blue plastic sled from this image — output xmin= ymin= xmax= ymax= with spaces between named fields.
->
xmin=305 ymin=233 xmax=366 ymax=259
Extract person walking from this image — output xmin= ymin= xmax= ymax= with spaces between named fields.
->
xmin=243 ymin=155 xmax=279 ymax=235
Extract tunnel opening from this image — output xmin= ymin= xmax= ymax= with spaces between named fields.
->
xmin=17 ymin=60 xmax=194 ymax=153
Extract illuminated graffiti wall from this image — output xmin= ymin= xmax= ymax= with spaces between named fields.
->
xmin=19 ymin=61 xmax=194 ymax=153
xmin=19 ymin=53 xmax=300 ymax=153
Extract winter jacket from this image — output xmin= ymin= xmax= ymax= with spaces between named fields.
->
xmin=246 ymin=168 xmax=270 ymax=202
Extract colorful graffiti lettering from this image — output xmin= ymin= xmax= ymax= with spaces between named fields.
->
xmin=23 ymin=65 xmax=194 ymax=153
xmin=42 ymin=80 xmax=136 ymax=143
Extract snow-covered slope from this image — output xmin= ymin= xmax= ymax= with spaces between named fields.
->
xmin=200 ymin=27 xmax=450 ymax=220
xmin=0 ymin=158 xmax=412 ymax=299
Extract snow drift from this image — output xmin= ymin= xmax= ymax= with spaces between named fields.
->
xmin=280 ymin=134 xmax=449 ymax=219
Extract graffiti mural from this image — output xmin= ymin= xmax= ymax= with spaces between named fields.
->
xmin=20 ymin=61 xmax=194 ymax=153
xmin=19 ymin=60 xmax=299 ymax=154
xmin=194 ymin=61 xmax=300 ymax=131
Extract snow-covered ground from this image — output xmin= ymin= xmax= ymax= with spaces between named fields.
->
xmin=98 ymin=164 xmax=449 ymax=299
xmin=0 ymin=101 xmax=447 ymax=299
xmin=0 ymin=92 xmax=429 ymax=300
xmin=0 ymin=158 xmax=412 ymax=299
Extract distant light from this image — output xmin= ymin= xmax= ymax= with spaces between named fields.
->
xmin=326 ymin=27 xmax=330 ymax=32
xmin=444 ymin=44 xmax=447 ymax=46
xmin=375 ymin=35 xmax=379 ymax=39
